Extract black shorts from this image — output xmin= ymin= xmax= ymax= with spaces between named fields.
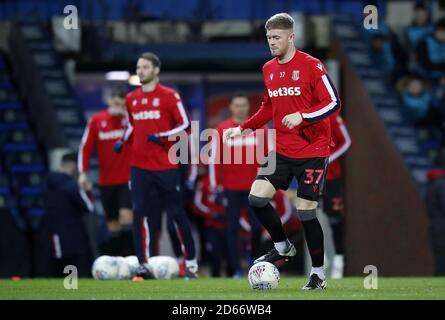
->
xmin=256 ymin=151 xmax=328 ymax=201
xmin=99 ymin=183 xmax=132 ymax=221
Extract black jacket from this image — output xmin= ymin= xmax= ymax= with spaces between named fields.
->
xmin=43 ymin=172 xmax=93 ymax=257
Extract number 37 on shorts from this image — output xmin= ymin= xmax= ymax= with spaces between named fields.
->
xmin=303 ymin=168 xmax=325 ymax=195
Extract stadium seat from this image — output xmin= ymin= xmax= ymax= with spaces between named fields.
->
xmin=0 ymin=100 xmax=20 ymax=109
xmin=20 ymin=193 xmax=45 ymax=209
xmin=3 ymin=149 xmax=43 ymax=167
xmin=0 ymin=80 xmax=12 ymax=90
xmin=0 ymin=129 xmax=35 ymax=147
xmin=2 ymin=142 xmax=38 ymax=152
xmin=0 ymin=88 xmax=18 ymax=101
xmin=0 ymin=175 xmax=11 ymax=195
xmin=0 ymin=108 xmax=26 ymax=124
xmin=11 ymin=171 xmax=46 ymax=195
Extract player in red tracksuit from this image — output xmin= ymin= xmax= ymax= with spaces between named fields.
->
xmin=224 ymin=13 xmax=341 ymax=290
xmin=78 ymin=89 xmax=134 ymax=256
xmin=124 ymin=52 xmax=198 ymax=279
xmin=192 ymin=174 xmax=227 ymax=277
xmin=165 ymin=131 xmax=198 ymax=275
xmin=209 ymin=93 xmax=269 ymax=277
xmin=324 ymin=114 xmax=351 ymax=279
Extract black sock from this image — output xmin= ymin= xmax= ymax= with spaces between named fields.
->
xmin=252 ymin=203 xmax=287 ymax=243
xmin=120 ymin=225 xmax=135 ymax=256
xmin=300 ymin=212 xmax=324 ymax=267
xmin=330 ymin=218 xmax=344 ymax=255
xmin=108 ymin=231 xmax=121 ymax=256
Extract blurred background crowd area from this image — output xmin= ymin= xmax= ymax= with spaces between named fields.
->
xmin=0 ymin=0 xmax=445 ymax=278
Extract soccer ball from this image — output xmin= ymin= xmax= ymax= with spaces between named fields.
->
xmin=91 ymin=255 xmax=119 ymax=280
xmin=116 ymin=257 xmax=132 ymax=280
xmin=248 ymin=262 xmax=280 ymax=290
xmin=123 ymin=255 xmax=140 ymax=277
xmin=145 ymin=256 xmax=179 ymax=280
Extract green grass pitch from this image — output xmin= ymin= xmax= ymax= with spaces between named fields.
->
xmin=1 ymin=277 xmax=445 ymax=300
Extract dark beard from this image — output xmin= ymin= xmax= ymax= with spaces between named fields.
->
xmin=139 ymin=75 xmax=155 ymax=84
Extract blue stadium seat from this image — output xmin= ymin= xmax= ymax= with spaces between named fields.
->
xmin=0 ymin=100 xmax=21 ymax=111
xmin=0 ymin=100 xmax=20 ymax=109
xmin=3 ymin=149 xmax=43 ymax=166
xmin=20 ymin=193 xmax=44 ymax=209
xmin=0 ymin=79 xmax=12 ymax=90
xmin=0 ymin=122 xmax=28 ymax=131
xmin=0 ymin=129 xmax=35 ymax=146
xmin=0 ymin=193 xmax=18 ymax=210
xmin=11 ymin=171 xmax=45 ymax=194
xmin=0 ymin=175 xmax=10 ymax=195
xmin=11 ymin=164 xmax=45 ymax=174
xmin=0 ymin=108 xmax=26 ymax=123
xmin=0 ymin=88 xmax=18 ymax=101
xmin=2 ymin=142 xmax=38 ymax=152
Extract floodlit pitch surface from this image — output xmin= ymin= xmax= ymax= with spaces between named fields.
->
xmin=1 ymin=277 xmax=445 ymax=299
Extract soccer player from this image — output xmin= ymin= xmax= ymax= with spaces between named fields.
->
xmin=209 ymin=93 xmax=266 ymax=277
xmin=192 ymin=171 xmax=227 ymax=277
xmin=223 ymin=13 xmax=341 ymax=290
xmin=125 ymin=52 xmax=198 ymax=279
xmin=45 ymin=152 xmax=94 ymax=277
xmin=78 ymin=89 xmax=134 ymax=256
xmin=324 ymin=114 xmax=351 ymax=279
xmin=239 ymin=189 xmax=294 ymax=239
xmin=166 ymin=157 xmax=198 ymax=277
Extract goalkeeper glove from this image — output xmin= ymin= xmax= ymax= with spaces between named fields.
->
xmin=113 ymin=141 xmax=124 ymax=153
xmin=147 ymin=134 xmax=162 ymax=144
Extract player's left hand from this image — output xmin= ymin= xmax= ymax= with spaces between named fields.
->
xmin=282 ymin=112 xmax=303 ymax=130
xmin=147 ymin=134 xmax=162 ymax=144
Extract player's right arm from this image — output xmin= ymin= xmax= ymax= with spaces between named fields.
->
xmin=239 ymin=89 xmax=272 ymax=131
xmin=78 ymin=117 xmax=97 ymax=190
xmin=224 ymin=79 xmax=272 ymax=143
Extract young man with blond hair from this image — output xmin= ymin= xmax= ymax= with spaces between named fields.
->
xmin=224 ymin=13 xmax=341 ymax=289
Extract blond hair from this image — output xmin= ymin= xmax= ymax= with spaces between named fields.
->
xmin=265 ymin=13 xmax=294 ymax=30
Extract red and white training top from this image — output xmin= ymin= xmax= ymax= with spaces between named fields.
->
xmin=327 ymin=114 xmax=351 ymax=180
xmin=193 ymin=175 xmax=225 ymax=230
xmin=240 ymin=49 xmax=341 ymax=159
xmin=126 ymin=83 xmax=190 ymax=171
xmin=78 ymin=110 xmax=131 ymax=186
xmin=210 ymin=118 xmax=270 ymax=191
